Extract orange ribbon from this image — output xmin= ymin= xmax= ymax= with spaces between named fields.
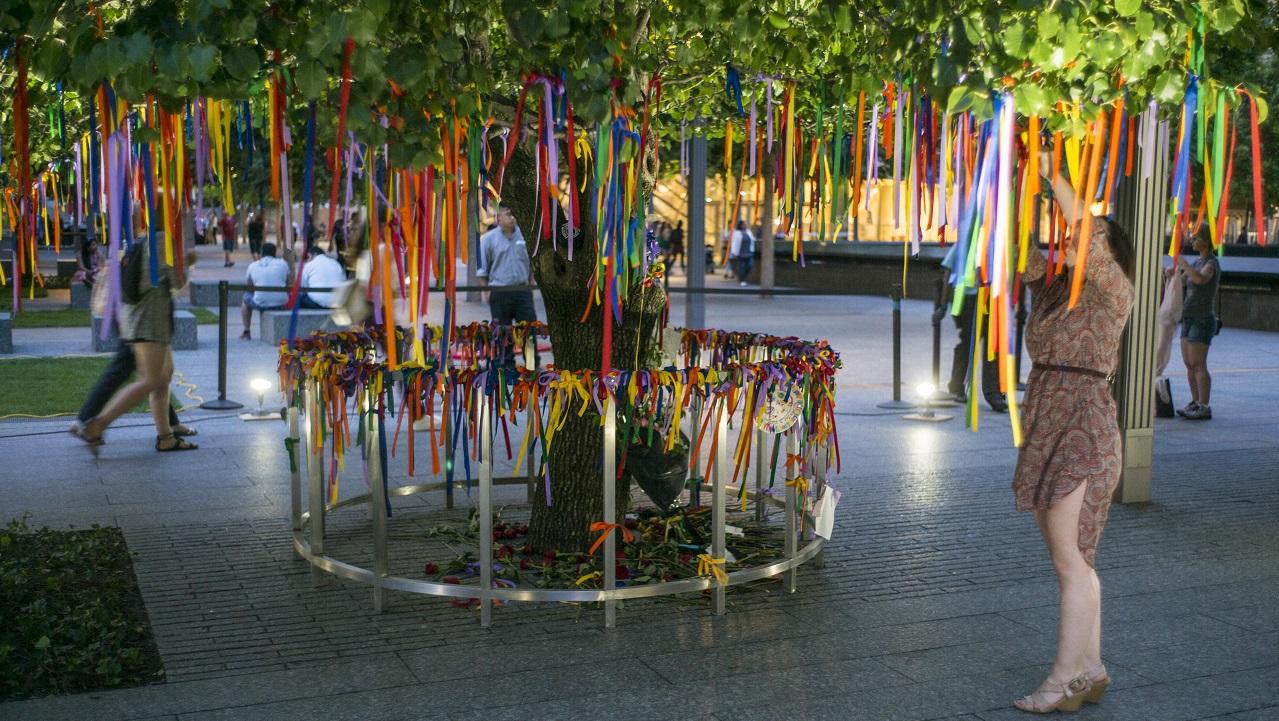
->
xmin=587 ymin=521 xmax=635 ymax=556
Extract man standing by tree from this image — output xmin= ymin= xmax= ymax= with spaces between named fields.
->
xmin=219 ymin=210 xmax=238 ymax=268
xmin=477 ymin=206 xmax=536 ymax=327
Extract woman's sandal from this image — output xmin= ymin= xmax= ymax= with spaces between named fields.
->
xmin=70 ymin=419 xmax=106 ymax=456
xmin=1013 ymin=673 xmax=1093 ymax=714
xmin=173 ymin=424 xmax=198 ymax=438
xmin=156 ymin=433 xmax=199 ymax=452
xmin=1082 ymin=664 xmax=1110 ymax=704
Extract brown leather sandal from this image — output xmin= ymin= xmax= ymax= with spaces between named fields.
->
xmin=156 ymin=433 xmax=199 ymax=452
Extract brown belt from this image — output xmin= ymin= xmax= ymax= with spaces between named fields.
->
xmin=1032 ymin=362 xmax=1116 ymax=384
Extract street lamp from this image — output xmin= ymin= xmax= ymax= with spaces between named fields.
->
xmin=903 ymin=381 xmax=953 ymax=423
xmin=240 ymin=377 xmax=278 ymax=422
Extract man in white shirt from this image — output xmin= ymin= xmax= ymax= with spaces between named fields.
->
xmin=239 ymin=242 xmax=291 ymax=340
xmin=300 ymin=246 xmax=348 ymax=308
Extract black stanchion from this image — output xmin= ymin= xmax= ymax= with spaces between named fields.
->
xmin=200 ymin=279 xmax=244 ymax=410
xmin=877 ymin=284 xmax=916 ymax=410
xmin=1015 ymin=282 xmax=1028 ymax=391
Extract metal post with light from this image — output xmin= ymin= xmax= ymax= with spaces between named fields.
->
xmin=240 ymin=377 xmax=279 ymax=421
xmin=903 ymin=382 xmax=954 ymax=423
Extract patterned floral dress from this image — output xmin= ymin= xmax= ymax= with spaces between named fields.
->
xmin=1013 ymin=224 xmax=1135 ymax=567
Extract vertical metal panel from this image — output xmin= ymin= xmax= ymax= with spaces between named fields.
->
xmin=478 ymin=394 xmax=494 ymax=627
xmin=686 ymin=129 xmax=707 ymax=330
xmin=1113 ymin=111 xmax=1170 ymax=503
xmin=712 ymin=403 xmax=727 ymax=615
xmin=603 ymin=394 xmax=617 ymax=627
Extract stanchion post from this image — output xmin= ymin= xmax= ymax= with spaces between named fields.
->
xmin=712 ymin=402 xmax=727 ymax=616
xmin=689 ymin=395 xmax=702 ymax=507
xmin=603 ymin=393 xmax=618 ymax=628
xmin=305 ymin=381 xmax=326 ymax=587
xmin=368 ymin=393 xmax=389 ymax=613
xmin=200 ymin=280 xmax=244 ymax=410
xmin=877 ymin=283 xmax=916 ymax=410
xmin=478 ymin=395 xmax=494 ymax=627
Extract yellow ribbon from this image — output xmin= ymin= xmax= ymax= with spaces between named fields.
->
xmin=786 ymin=476 xmax=809 ymax=498
xmin=697 ymin=554 xmax=728 ymax=586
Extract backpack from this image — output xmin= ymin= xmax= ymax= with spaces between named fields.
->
xmin=120 ymin=243 xmax=147 ymax=304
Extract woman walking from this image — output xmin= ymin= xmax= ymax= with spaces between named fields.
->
xmin=1176 ymin=227 xmax=1220 ymax=420
xmin=75 ymin=245 xmax=198 ymax=453
xmin=1011 ymin=154 xmax=1134 ymax=713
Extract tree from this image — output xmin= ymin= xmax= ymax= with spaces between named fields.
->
xmin=2 ymin=0 xmax=1272 ymax=551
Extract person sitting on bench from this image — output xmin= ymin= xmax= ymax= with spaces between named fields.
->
xmin=239 ymin=242 xmax=290 ymax=340
xmin=300 ymin=245 xmax=348 ymax=309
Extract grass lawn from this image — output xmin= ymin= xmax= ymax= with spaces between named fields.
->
xmin=10 ymin=306 xmax=219 ymax=328
xmin=0 ymin=520 xmax=165 ymax=700
xmin=0 ymin=356 xmax=151 ymax=417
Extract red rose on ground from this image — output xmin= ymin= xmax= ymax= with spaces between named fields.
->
xmin=519 ymin=558 xmax=531 ymax=570
xmin=442 ymin=576 xmax=460 ymax=584
xmin=496 ymin=545 xmax=514 ymax=560
xmin=661 ymin=572 xmax=674 ymax=581
xmin=615 ymin=565 xmax=631 ymax=580
xmin=542 ymin=550 xmax=557 ymax=564
xmin=516 ymin=524 xmax=529 ymax=534
xmin=521 ymin=544 xmax=535 ymax=556
xmin=423 ymin=563 xmax=439 ymax=575
xmin=494 ymin=522 xmax=507 ymax=532
xmin=679 ymin=553 xmax=693 ymax=564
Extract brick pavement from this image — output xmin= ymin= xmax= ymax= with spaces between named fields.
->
xmin=1 ymin=286 xmax=1277 ymax=720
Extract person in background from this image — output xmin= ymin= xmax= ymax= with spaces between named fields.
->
xmin=247 ymin=212 xmax=265 ymax=260
xmin=1176 ymin=227 xmax=1221 ymax=420
xmin=74 ymin=247 xmax=199 ymax=453
xmin=478 ymin=206 xmax=536 ymax=326
xmin=219 ymin=211 xmax=237 ymax=267
xmin=194 ymin=212 xmax=207 ymax=246
xmin=1009 ymin=150 xmax=1135 ymax=714
xmin=73 ymin=236 xmax=103 ymax=288
xmin=729 ymin=220 xmax=755 ymax=286
xmin=300 ymin=245 xmax=348 ymax=309
xmin=940 ymin=244 xmax=1007 ymax=412
xmin=239 ymin=242 xmax=291 ymax=340
xmin=667 ymin=220 xmax=685 ymax=271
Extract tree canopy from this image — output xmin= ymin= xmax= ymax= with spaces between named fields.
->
xmin=2 ymin=0 xmax=1272 ymax=173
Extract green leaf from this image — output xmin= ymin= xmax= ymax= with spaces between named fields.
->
xmin=946 ymin=85 xmax=973 ymax=113
xmin=34 ymin=636 xmax=50 ymax=650
xmin=1115 ymin=0 xmax=1140 ymax=17
xmin=188 ymin=45 xmax=218 ymax=83
xmin=437 ymin=36 xmax=464 ymax=64
xmin=1013 ymin=83 xmax=1048 ymax=116
xmin=295 ymin=61 xmax=326 ymax=100
xmin=767 ymin=13 xmax=790 ymax=30
xmin=223 ymin=46 xmax=260 ymax=81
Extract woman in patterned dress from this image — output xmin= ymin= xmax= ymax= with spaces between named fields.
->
xmin=1011 ymin=152 xmax=1135 ymax=713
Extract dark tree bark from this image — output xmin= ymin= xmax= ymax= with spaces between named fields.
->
xmin=500 ymin=145 xmax=665 ymax=554
xmin=759 ymin=142 xmax=777 ymax=297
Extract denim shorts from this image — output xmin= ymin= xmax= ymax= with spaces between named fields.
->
xmin=243 ymin=293 xmax=284 ymax=312
xmin=1180 ymin=316 xmax=1217 ymax=346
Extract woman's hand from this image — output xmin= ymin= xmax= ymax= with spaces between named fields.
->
xmin=1038 ymin=147 xmax=1053 ymax=180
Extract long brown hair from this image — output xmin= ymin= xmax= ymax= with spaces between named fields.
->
xmin=1097 ymin=217 xmax=1134 ymax=282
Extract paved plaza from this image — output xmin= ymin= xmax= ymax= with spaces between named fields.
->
xmin=2 ymin=245 xmax=1277 ymax=720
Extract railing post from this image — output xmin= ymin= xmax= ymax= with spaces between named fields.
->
xmin=712 ymin=401 xmax=728 ymax=616
xmin=288 ymin=403 xmax=302 ymax=534
xmin=368 ymin=388 xmax=389 ymax=613
xmin=305 ymin=380 xmax=325 ymax=587
xmin=877 ymin=283 xmax=916 ymax=410
xmin=478 ymin=391 xmax=494 ymax=627
xmin=603 ymin=393 xmax=618 ymax=628
xmin=784 ymin=429 xmax=798 ymax=593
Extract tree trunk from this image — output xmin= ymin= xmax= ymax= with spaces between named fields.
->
xmin=500 ymin=145 xmax=664 ymax=554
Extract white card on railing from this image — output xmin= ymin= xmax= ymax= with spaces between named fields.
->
xmin=814 ymin=486 xmax=841 ymax=540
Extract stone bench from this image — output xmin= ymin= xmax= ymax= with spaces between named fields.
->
xmin=90 ymin=315 xmax=121 ymax=353
xmin=189 ymin=280 xmax=245 ymax=308
xmin=91 ymin=311 xmax=196 ymax=352
xmin=70 ymin=282 xmax=91 ymax=309
xmin=172 ymin=310 xmax=198 ymax=350
xmin=0 ymin=313 xmax=11 ymax=354
xmin=260 ymin=309 xmax=335 ymax=346
xmin=57 ymin=258 xmax=79 ymax=279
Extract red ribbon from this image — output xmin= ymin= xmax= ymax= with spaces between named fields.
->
xmin=1239 ymin=89 xmax=1266 ymax=246
xmin=325 ymin=37 xmax=355 ymax=244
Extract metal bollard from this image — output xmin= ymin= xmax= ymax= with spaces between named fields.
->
xmin=200 ymin=280 xmax=244 ymax=410
xmin=877 ymin=283 xmax=916 ymax=410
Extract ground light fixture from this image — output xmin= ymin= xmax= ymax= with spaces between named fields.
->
xmin=240 ymin=377 xmax=278 ymax=422
xmin=903 ymin=382 xmax=953 ymax=423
